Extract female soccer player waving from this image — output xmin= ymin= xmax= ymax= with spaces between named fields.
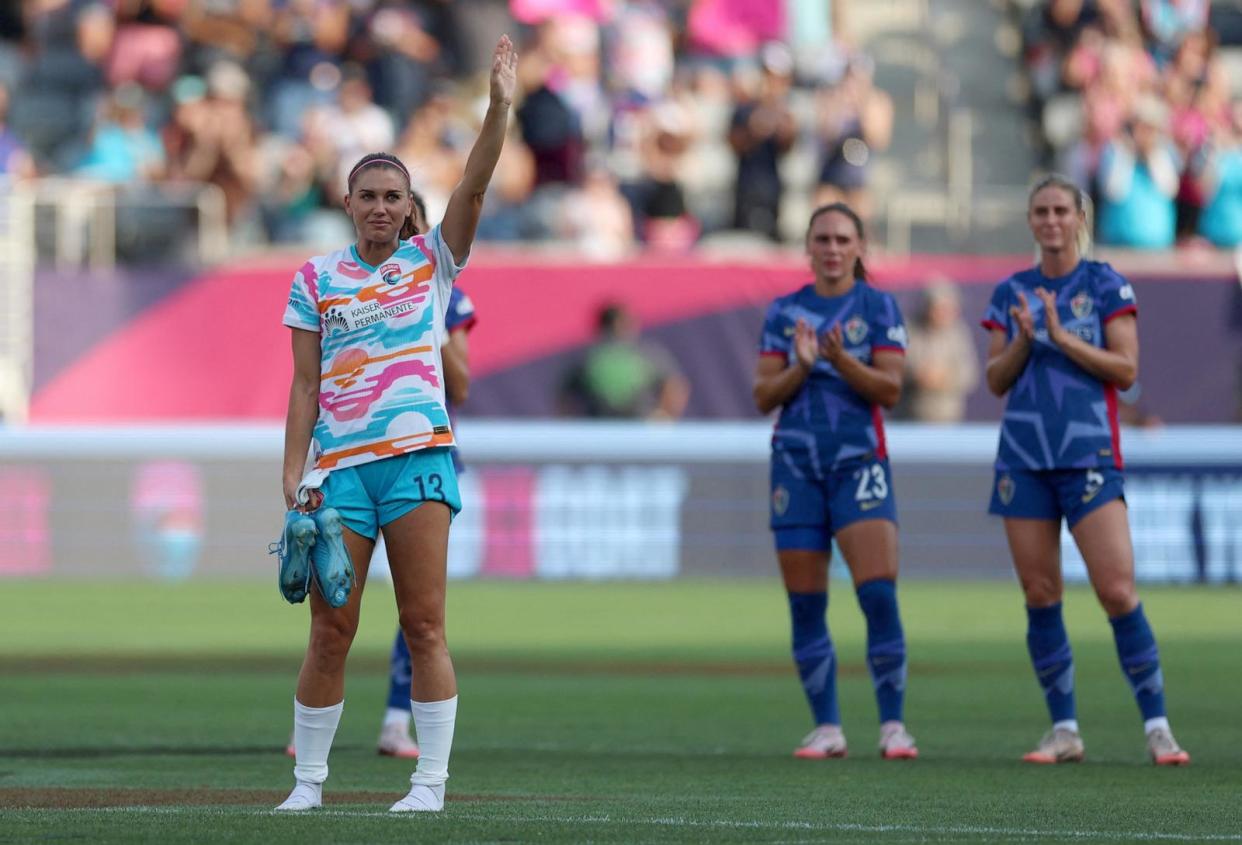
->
xmin=274 ymin=35 xmax=518 ymax=813
xmin=983 ymin=174 xmax=1189 ymax=766
xmin=754 ymin=203 xmax=917 ymax=760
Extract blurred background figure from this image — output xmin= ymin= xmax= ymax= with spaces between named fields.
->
xmin=902 ymin=278 xmax=979 ymax=425
xmin=1096 ymin=95 xmax=1180 ymax=248
xmin=812 ymin=53 xmax=892 ymax=222
xmin=559 ymin=302 xmax=689 ymax=420
xmin=728 ymin=42 xmax=796 ymax=241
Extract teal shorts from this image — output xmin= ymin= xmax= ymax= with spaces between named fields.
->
xmin=320 ymin=448 xmax=461 ymax=540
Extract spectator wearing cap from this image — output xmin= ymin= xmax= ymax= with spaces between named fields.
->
xmin=1097 ymin=95 xmax=1181 ymax=248
xmin=728 ymin=41 xmax=796 ymax=241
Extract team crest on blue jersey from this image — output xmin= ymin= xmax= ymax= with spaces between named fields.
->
xmin=844 ymin=315 xmax=869 ymax=345
xmin=1070 ymin=291 xmax=1093 ymax=320
xmin=997 ymin=473 xmax=1015 ymax=506
xmin=381 ymin=263 xmax=402 ymax=284
xmin=772 ymin=484 xmax=790 ymax=516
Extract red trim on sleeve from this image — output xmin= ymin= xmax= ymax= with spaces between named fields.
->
xmin=980 ymin=319 xmax=1005 ymax=332
xmin=1105 ymin=384 xmax=1124 ymax=470
xmin=871 ymin=405 xmax=888 ymax=460
xmin=1102 ymin=304 xmax=1137 ymax=324
xmin=871 ymin=345 xmax=906 ymax=355
xmin=759 ymin=350 xmax=788 ymax=359
xmin=449 ymin=315 xmax=477 ymax=335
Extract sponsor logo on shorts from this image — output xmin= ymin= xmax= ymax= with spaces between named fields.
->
xmin=997 ymin=473 xmax=1015 ymax=506
xmin=861 ymin=500 xmax=883 ymax=511
xmin=844 ymin=315 xmax=869 ymax=345
xmin=1070 ymin=291 xmax=1093 ymax=320
xmin=772 ymin=484 xmax=789 ymax=516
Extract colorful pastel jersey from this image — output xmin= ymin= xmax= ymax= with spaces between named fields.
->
xmin=981 ymin=260 xmax=1137 ymax=471
xmin=759 ymin=281 xmax=907 ymax=473
xmin=282 ymin=224 xmax=466 ymax=472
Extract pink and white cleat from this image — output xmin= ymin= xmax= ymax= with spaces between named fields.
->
xmin=879 ymin=721 xmax=919 ymax=759
xmin=794 ymin=724 xmax=848 ymax=759
xmin=1147 ymin=727 xmax=1190 ymax=766
xmin=377 ymin=721 xmax=421 ymax=759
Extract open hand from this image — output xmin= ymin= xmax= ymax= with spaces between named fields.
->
xmin=491 ymin=34 xmax=518 ymax=107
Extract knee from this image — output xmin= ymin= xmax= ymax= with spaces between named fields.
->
xmin=309 ymin=614 xmax=358 ymax=665
xmin=399 ymin=609 xmax=446 ymax=657
xmin=1095 ymin=581 xmax=1138 ymax=618
xmin=1018 ymin=572 xmax=1062 ymax=607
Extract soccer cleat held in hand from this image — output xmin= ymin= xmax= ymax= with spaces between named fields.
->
xmin=309 ymin=507 xmax=354 ymax=608
xmin=270 ymin=510 xmax=317 ymax=604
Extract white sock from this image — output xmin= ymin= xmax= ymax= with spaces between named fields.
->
xmin=293 ymin=698 xmax=343 ymax=785
xmin=1144 ymin=716 xmax=1170 ymax=735
xmin=383 ymin=707 xmax=411 ymax=730
xmin=409 ymin=696 xmax=457 ymax=787
xmin=1053 ymin=719 xmax=1080 ymax=734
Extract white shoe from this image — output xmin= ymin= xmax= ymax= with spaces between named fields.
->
xmin=879 ymin=721 xmax=919 ymax=759
xmin=1023 ymin=727 xmax=1085 ymax=764
xmin=274 ymin=782 xmax=322 ymax=811
xmin=793 ymin=724 xmax=847 ymax=759
xmin=1147 ymin=727 xmax=1191 ymax=766
xmin=377 ymin=721 xmax=421 ymax=759
xmin=389 ymin=783 xmax=445 ymax=812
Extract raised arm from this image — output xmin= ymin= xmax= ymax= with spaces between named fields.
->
xmin=283 ymin=328 xmax=322 ymax=511
xmin=440 ymin=35 xmax=518 ymax=265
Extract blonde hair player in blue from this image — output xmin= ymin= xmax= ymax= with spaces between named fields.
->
xmin=272 ymin=35 xmax=517 ymax=813
xmin=982 ymin=174 xmax=1190 ymax=766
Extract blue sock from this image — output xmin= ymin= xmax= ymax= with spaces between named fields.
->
xmin=856 ymin=579 xmax=907 ymax=723
xmin=1109 ymin=603 xmax=1166 ymax=721
xmin=386 ymin=630 xmax=413 ymax=712
xmin=788 ymin=592 xmax=839 ymax=725
xmin=1026 ymin=603 xmax=1076 ymax=723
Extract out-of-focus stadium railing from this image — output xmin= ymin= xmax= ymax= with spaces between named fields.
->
xmin=1 ymin=421 xmax=1239 ymax=585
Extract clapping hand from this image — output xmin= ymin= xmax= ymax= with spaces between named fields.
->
xmin=1032 ymin=287 xmax=1066 ymax=345
xmin=1010 ymin=292 xmax=1036 ymax=342
xmin=819 ymin=323 xmax=847 ymax=366
xmin=793 ymin=319 xmax=818 ymax=370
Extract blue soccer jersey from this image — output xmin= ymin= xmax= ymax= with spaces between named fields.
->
xmin=981 ymin=260 xmax=1137 ymax=471
xmin=759 ymin=281 xmax=908 ymax=472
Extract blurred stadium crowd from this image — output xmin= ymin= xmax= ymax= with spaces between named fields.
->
xmin=1016 ymin=0 xmax=1242 ymax=249
xmin=0 ymin=0 xmax=895 ymax=257
xmin=0 ymin=1 xmax=1238 ymax=259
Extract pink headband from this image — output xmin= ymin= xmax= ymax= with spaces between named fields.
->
xmin=347 ymin=156 xmax=410 ymax=186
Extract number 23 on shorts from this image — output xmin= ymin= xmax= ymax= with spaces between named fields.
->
xmin=854 ymin=463 xmax=889 ymax=502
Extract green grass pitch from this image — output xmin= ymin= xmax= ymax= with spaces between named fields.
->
xmin=1 ymin=579 xmax=1240 ymax=843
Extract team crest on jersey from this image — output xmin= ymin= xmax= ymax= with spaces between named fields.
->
xmin=844 ymin=315 xmax=869 ymax=345
xmin=772 ymin=484 xmax=790 ymax=517
xmin=1070 ymin=291 xmax=1093 ymax=320
xmin=380 ymin=263 xmax=402 ymax=284
xmin=997 ymin=473 xmax=1015 ymax=506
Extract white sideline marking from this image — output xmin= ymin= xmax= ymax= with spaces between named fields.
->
xmin=50 ymin=806 xmax=1242 ymax=841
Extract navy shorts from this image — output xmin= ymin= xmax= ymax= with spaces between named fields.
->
xmin=988 ymin=467 xmax=1124 ymax=529
xmin=770 ymin=455 xmax=898 ymax=551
